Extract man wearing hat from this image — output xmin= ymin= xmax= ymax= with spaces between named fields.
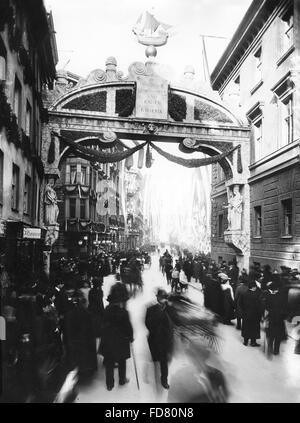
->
xmin=99 ymin=283 xmax=133 ymax=391
xmin=239 ymin=279 xmax=264 ymax=346
xmin=145 ymin=289 xmax=174 ymax=389
xmin=264 ymin=281 xmax=287 ymax=356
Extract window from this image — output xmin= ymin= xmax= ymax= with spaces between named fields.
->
xmin=281 ymin=9 xmax=294 ymax=52
xmin=69 ymin=198 xmax=76 ymax=218
xmin=80 ymin=199 xmax=86 ymax=219
xmin=93 ymin=171 xmax=97 ymax=190
xmin=36 ymin=184 xmax=41 ymax=222
xmin=282 ymin=95 xmax=293 ymax=145
xmin=218 ymin=213 xmax=224 ymax=238
xmin=35 ymin=120 xmax=41 ymax=153
xmin=281 ymin=198 xmax=292 ymax=236
xmin=254 ymin=119 xmax=262 ymax=161
xmin=24 ymin=175 xmax=31 ymax=215
xmin=70 ymin=165 xmax=77 ymax=184
xmin=11 ymin=164 xmax=20 ymax=210
xmin=13 ymin=76 xmax=22 ymax=124
xmin=254 ymin=206 xmax=262 ymax=237
xmin=81 ymin=166 xmax=87 ymax=185
xmin=246 ymin=102 xmax=264 ymax=162
xmin=0 ymin=150 xmax=3 ymax=204
xmin=25 ymin=101 xmax=32 ymax=137
xmin=216 ymin=164 xmax=225 ymax=183
xmin=254 ymin=46 xmax=262 ymax=84
xmin=271 ymin=73 xmax=294 ymax=148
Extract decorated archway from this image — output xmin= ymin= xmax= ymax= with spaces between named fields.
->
xmin=41 ymin=56 xmax=251 ymax=270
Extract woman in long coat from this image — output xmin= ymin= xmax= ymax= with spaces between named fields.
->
xmin=264 ymin=282 xmax=287 ymax=355
xmin=203 ymin=273 xmax=223 ymax=317
xmin=99 ymin=283 xmax=133 ymax=391
xmin=239 ymin=281 xmax=263 ymax=346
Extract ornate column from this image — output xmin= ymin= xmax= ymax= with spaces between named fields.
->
xmin=223 ymin=138 xmax=251 ymax=270
xmin=41 ymin=129 xmax=61 ymax=277
xmin=224 ymin=181 xmax=250 ymax=270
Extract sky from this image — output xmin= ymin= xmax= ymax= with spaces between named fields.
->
xmin=45 ymin=0 xmax=252 ymax=245
xmin=45 ymin=0 xmax=253 ymax=80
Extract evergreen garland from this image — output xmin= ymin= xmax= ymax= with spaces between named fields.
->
xmin=0 ymin=83 xmax=20 ymax=147
xmin=115 ymin=86 xmax=136 ymax=117
xmin=62 ymin=91 xmax=107 ymax=112
xmin=168 ymin=90 xmax=187 ymax=121
xmin=194 ymin=99 xmax=232 ymax=123
xmin=48 ymin=137 xmax=55 ymax=164
xmin=18 ymin=45 xmax=35 ymax=86
xmin=21 ymin=129 xmax=31 ymax=158
xmin=145 ymin=143 xmax=152 ymax=168
xmin=0 ymin=82 xmax=26 ymax=152
xmin=0 ymin=0 xmax=14 ymax=32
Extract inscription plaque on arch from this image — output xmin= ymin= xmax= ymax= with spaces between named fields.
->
xmin=135 ymin=75 xmax=168 ymax=120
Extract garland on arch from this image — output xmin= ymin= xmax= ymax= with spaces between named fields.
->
xmin=53 ymin=132 xmax=147 ymax=163
xmin=53 ymin=132 xmax=239 ymax=169
xmin=149 ymin=142 xmax=239 ymax=168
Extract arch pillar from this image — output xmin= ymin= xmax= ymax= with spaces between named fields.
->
xmin=223 ymin=139 xmax=250 ymax=270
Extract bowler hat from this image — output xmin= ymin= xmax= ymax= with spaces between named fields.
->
xmin=156 ymin=288 xmax=168 ymax=299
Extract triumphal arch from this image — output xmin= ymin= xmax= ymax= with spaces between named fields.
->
xmin=41 ymin=25 xmax=251 ymax=269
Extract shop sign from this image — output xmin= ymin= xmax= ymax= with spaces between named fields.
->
xmin=23 ymin=228 xmax=42 ymax=239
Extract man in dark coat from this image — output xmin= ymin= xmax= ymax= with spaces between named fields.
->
xmin=145 ymin=289 xmax=174 ymax=389
xmin=264 ymin=282 xmax=287 ymax=356
xmin=193 ymin=259 xmax=203 ymax=286
xmin=234 ymin=273 xmax=249 ymax=330
xmin=183 ymin=259 xmax=193 ymax=283
xmin=228 ymin=261 xmax=239 ymax=293
xmin=99 ymin=283 xmax=133 ymax=391
xmin=63 ymin=291 xmax=97 ymax=378
xmin=164 ymin=261 xmax=173 ymax=286
xmin=239 ymin=280 xmax=263 ymax=346
xmin=88 ymin=276 xmax=104 ymax=351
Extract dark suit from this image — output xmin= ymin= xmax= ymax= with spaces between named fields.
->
xmin=145 ymin=303 xmax=173 ymax=384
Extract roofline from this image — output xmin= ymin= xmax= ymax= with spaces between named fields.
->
xmin=211 ymin=0 xmax=268 ymax=88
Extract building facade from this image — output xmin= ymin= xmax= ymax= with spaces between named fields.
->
xmin=124 ymin=167 xmax=144 ymax=250
xmin=0 ymin=0 xmax=57 ymax=279
xmin=52 ymin=150 xmax=127 ymax=258
xmin=211 ymin=0 xmax=300 ymax=269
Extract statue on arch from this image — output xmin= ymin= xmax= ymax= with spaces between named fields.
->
xmin=44 ymin=179 xmax=59 ymax=225
xmin=225 ymin=185 xmax=243 ymax=230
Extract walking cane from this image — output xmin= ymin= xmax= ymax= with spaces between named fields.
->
xmin=262 ymin=312 xmax=268 ymax=355
xmin=131 ymin=343 xmax=140 ymax=390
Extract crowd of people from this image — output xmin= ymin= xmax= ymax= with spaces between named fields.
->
xmin=159 ymin=251 xmax=300 ymax=356
xmin=0 ymin=248 xmax=158 ymax=403
xmin=1 ymin=247 xmax=300 ymax=403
